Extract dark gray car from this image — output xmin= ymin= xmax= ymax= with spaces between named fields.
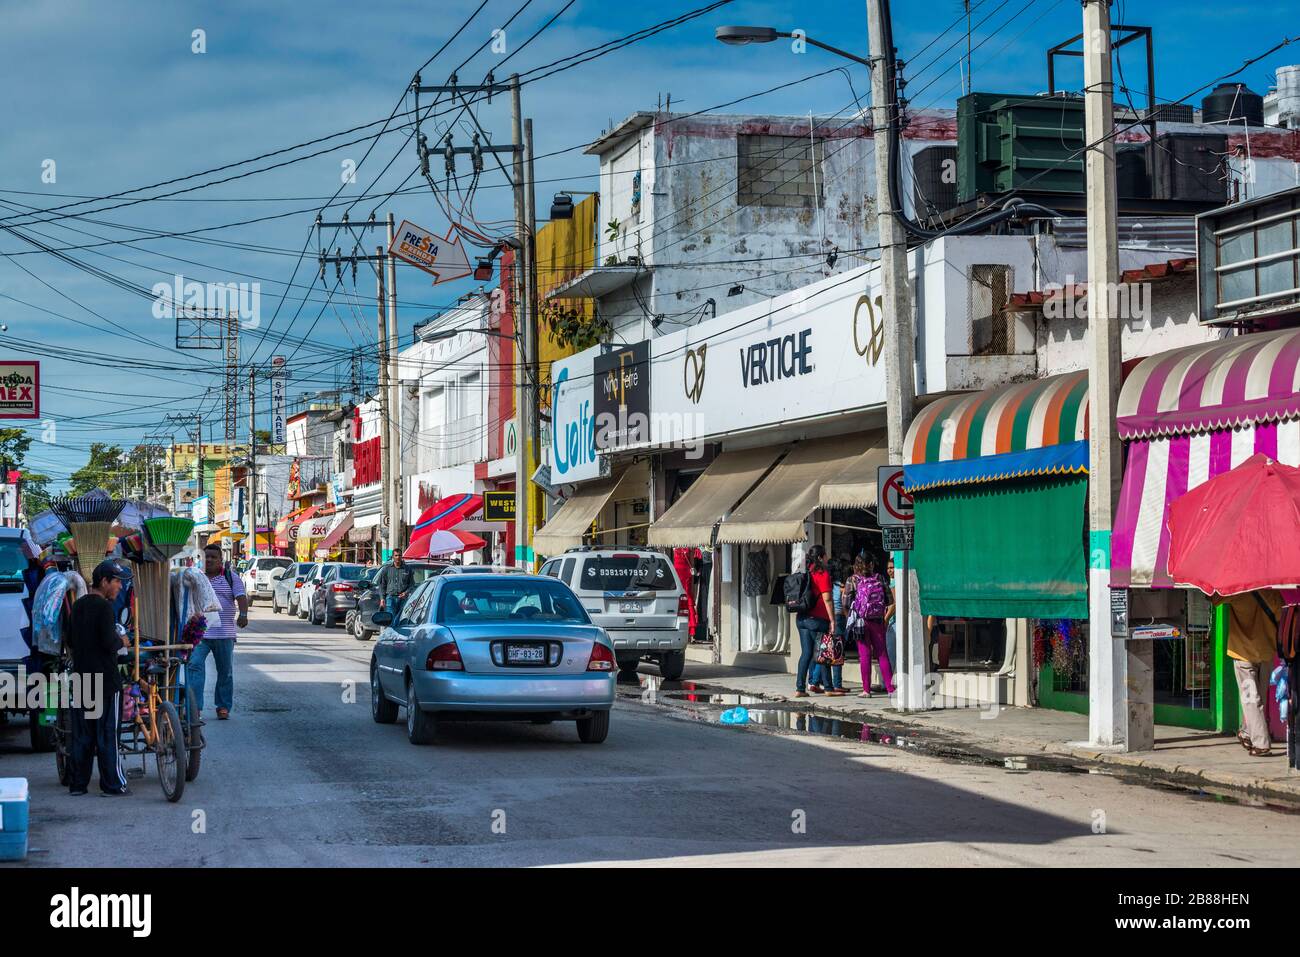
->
xmin=311 ymin=563 xmax=366 ymax=627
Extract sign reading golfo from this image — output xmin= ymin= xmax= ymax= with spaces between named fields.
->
xmin=0 ymin=362 xmax=39 ymax=419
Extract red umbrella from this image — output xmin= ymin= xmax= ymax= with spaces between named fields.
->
xmin=404 ymin=528 xmax=486 ymax=559
xmin=1167 ymin=453 xmax=1300 ymax=597
xmin=408 ymin=494 xmax=482 ymax=543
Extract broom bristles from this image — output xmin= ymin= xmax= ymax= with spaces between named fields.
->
xmin=70 ymin=521 xmax=114 ymax=583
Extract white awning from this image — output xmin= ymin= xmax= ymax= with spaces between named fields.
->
xmin=717 ymin=435 xmax=868 ymax=544
xmin=647 ymin=447 xmax=783 ymax=547
xmin=533 ymin=467 xmax=644 ymax=556
xmin=817 ymin=431 xmax=889 ymax=507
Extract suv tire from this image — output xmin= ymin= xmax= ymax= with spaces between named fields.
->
xmin=658 ymin=650 xmax=685 ymax=681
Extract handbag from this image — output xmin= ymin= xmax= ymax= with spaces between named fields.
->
xmin=816 ymin=631 xmax=844 ymax=665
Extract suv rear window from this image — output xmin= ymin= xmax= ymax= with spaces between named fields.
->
xmin=579 ymin=554 xmax=677 ymax=592
xmin=259 ymin=558 xmax=293 ymax=570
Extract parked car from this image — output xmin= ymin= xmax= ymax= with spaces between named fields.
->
xmin=0 ymin=528 xmax=53 ymax=753
xmin=438 ymin=564 xmax=530 ymax=576
xmin=271 ymin=562 xmax=316 ymax=615
xmin=310 ymin=562 xmax=367 ymax=627
xmin=241 ymin=555 xmax=295 ymax=603
xmin=369 ymin=573 xmax=615 ymax=744
xmin=539 ymin=547 xmax=690 ymax=680
xmin=295 ymin=563 xmax=328 ymax=619
xmin=344 ymin=566 xmax=379 ymax=636
xmin=351 ymin=561 xmax=446 ymax=641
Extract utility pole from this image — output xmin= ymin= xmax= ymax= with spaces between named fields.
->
xmin=410 ymin=72 xmax=530 ymax=567
xmin=510 ymin=74 xmax=532 ymax=571
xmin=866 ymin=0 xmax=924 ymax=710
xmin=248 ymin=368 xmax=258 ymax=558
xmin=1082 ymin=0 xmax=1149 ymax=749
xmin=376 ymin=244 xmax=393 ymax=561
xmin=386 ymin=213 xmax=403 ymax=556
xmin=522 ymin=116 xmax=540 ymax=569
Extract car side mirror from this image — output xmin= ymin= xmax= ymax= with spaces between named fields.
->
xmin=372 ymin=611 xmax=393 ymax=627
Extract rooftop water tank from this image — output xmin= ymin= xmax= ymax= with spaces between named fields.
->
xmin=1202 ymin=83 xmax=1264 ymax=127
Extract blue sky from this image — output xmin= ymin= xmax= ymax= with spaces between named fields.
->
xmin=2 ymin=0 xmax=1296 ymax=491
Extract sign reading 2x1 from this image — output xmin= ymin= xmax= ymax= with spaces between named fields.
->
xmin=388 ymin=220 xmax=472 ymax=284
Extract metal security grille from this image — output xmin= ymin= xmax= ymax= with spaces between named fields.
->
xmin=970 ymin=264 xmax=1012 ymax=356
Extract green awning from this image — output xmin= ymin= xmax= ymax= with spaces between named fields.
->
xmin=911 ymin=473 xmax=1088 ymax=619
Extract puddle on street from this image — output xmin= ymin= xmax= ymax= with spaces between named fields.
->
xmin=625 ymin=674 xmax=1300 ymax=814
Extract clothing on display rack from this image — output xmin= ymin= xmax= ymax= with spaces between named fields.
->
xmin=742 ymin=549 xmax=769 ymax=598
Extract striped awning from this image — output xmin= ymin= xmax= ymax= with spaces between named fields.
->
xmin=1113 ymin=329 xmax=1300 ymax=588
xmin=902 ymin=370 xmax=1090 ymax=490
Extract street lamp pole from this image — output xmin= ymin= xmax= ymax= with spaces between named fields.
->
xmin=716 ymin=7 xmax=922 ymax=707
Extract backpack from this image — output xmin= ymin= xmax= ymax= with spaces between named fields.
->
xmin=852 ymin=574 xmax=887 ymax=620
xmin=783 ymin=571 xmax=815 ymax=614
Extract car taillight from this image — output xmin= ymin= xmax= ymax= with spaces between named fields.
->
xmin=586 ymin=643 xmax=616 ymax=672
xmin=331 ymin=583 xmax=353 ymax=592
xmin=426 ymin=642 xmax=463 ymax=671
xmin=294 ymin=580 xmax=303 ymax=588
xmin=678 ymin=594 xmax=690 ymax=618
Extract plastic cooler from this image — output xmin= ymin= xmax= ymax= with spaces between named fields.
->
xmin=0 ymin=778 xmax=30 ymax=861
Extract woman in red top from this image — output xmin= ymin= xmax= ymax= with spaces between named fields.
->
xmin=794 ymin=545 xmax=837 ymax=697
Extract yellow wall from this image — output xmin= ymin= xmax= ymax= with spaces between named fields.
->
xmin=535 ymin=193 xmax=597 ymax=377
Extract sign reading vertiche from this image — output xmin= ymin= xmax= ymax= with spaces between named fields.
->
xmin=0 ymin=362 xmax=39 ymax=419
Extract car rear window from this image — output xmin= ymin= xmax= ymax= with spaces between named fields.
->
xmin=260 ymin=558 xmax=292 ymax=570
xmin=336 ymin=565 xmax=364 ymax=580
xmin=579 ymin=554 xmax=677 ymax=592
xmin=438 ymin=580 xmax=588 ymax=624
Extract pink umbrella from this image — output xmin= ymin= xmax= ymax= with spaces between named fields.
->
xmin=404 ymin=528 xmax=487 ymax=559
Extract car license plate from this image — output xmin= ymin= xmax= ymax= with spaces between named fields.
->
xmin=619 ymin=600 xmax=643 ymax=614
xmin=506 ymin=644 xmax=545 ymax=664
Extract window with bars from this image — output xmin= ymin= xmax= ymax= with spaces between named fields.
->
xmin=969 ymin=264 xmax=1014 ymax=356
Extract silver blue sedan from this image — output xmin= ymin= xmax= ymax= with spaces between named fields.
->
xmin=369 ymin=573 xmax=616 ymax=744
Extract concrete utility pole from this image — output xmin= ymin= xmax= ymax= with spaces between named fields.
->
xmin=376 ymin=245 xmax=393 ymax=561
xmin=386 ymin=213 xmax=402 ymax=556
xmin=866 ymin=0 xmax=925 ymax=711
xmin=1082 ymin=0 xmax=1150 ymax=750
xmin=522 ymin=116 xmax=540 ymax=569
xmin=510 ymin=75 xmax=532 ymax=570
xmin=248 ymin=368 xmax=258 ymax=558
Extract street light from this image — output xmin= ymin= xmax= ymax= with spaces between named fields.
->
xmin=714 ymin=25 xmax=875 ymax=69
xmin=423 ymin=325 xmax=518 ymax=343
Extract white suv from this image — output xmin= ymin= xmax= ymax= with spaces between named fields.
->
xmin=241 ymin=555 xmax=295 ymax=603
xmin=539 ymin=547 xmax=690 ymax=680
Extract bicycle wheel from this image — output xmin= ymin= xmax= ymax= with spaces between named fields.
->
xmin=54 ymin=708 xmax=71 ymax=786
xmin=183 ymin=686 xmax=202 ymax=783
xmin=155 ymin=701 xmax=187 ymax=803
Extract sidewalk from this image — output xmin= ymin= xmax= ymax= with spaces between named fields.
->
xmin=675 ymin=652 xmax=1300 ymax=801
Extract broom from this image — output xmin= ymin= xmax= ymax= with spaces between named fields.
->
xmin=50 ymin=495 xmax=126 ymax=583
xmin=136 ymin=518 xmax=195 ymax=645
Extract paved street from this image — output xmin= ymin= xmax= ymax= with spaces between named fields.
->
xmin=3 ymin=604 xmax=1299 ymax=868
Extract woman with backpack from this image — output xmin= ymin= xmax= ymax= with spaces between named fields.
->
xmin=790 ymin=545 xmax=837 ymax=698
xmin=843 ymin=553 xmax=896 ymax=698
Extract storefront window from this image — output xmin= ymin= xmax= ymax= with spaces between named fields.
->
xmin=932 ymin=617 xmax=1009 ymax=671
xmin=1033 ymin=619 xmax=1089 ymax=695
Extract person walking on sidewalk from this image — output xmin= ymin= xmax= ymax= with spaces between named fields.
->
xmin=375 ymin=553 xmax=415 ymax=619
xmin=187 ymin=543 xmax=248 ymax=721
xmin=1221 ymin=590 xmax=1283 ymax=756
xmin=814 ymin=560 xmax=847 ymax=695
xmin=845 ymin=553 xmax=896 ymax=698
xmin=793 ymin=545 xmax=836 ymax=698
xmin=66 ymin=561 xmax=130 ymax=796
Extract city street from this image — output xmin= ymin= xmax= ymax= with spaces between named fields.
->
xmin=4 ymin=604 xmax=1299 ymax=868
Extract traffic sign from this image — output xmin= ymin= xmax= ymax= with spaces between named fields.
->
xmin=388 ymin=220 xmax=472 ymax=284
xmin=876 ymin=465 xmax=914 ymax=527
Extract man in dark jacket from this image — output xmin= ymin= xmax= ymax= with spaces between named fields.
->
xmin=67 ymin=561 xmax=130 ymax=796
xmin=374 ymin=553 xmax=415 ymax=618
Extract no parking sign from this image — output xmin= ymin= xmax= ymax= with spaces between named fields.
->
xmin=877 ymin=465 xmax=914 ymax=550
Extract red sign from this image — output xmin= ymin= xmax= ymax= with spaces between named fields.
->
xmin=353 ymin=436 xmax=382 ymax=487
xmin=0 ymin=362 xmax=39 ymax=419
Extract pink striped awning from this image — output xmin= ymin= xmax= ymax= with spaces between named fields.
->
xmin=1112 ymin=328 xmax=1300 ymax=588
